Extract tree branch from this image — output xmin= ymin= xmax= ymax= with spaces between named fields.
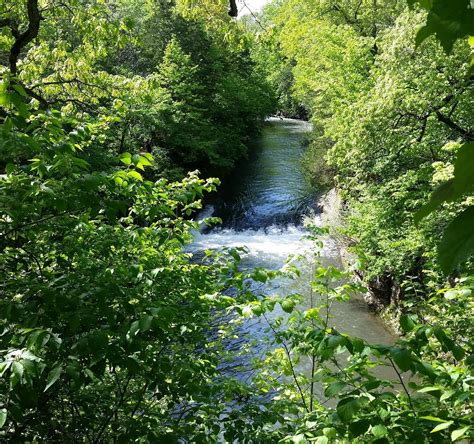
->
xmin=435 ymin=111 xmax=474 ymax=141
xmin=9 ymin=0 xmax=42 ymax=76
xmin=228 ymin=0 xmax=238 ymax=17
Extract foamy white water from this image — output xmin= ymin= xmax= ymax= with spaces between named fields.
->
xmin=190 ymin=225 xmax=307 ymax=265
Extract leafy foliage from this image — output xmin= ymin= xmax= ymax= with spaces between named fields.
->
xmin=1 ymin=0 xmax=473 ymax=441
xmin=0 ymin=0 xmax=276 ymax=440
xmin=0 ymin=0 xmax=276 ymax=177
xmin=409 ymin=0 xmax=474 ymax=53
xmin=257 ymin=0 xmax=474 ymax=299
xmin=0 ymin=90 xmax=240 ymax=440
xmin=233 ymin=1 xmax=474 ymax=440
xmin=235 ymin=231 xmax=473 ymax=442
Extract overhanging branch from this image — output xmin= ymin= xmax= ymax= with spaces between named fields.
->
xmin=436 ymin=111 xmax=474 ymax=141
xmin=9 ymin=0 xmax=42 ymax=76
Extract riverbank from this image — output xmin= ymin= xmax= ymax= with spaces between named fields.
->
xmin=317 ymin=187 xmax=402 ymax=334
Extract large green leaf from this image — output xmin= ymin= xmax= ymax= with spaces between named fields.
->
xmin=371 ymin=424 xmax=388 ymax=438
xmin=453 ymin=142 xmax=474 ymax=197
xmin=349 ymin=420 xmax=370 ymax=438
xmin=12 ymin=362 xmax=24 ymax=381
xmin=451 ymin=427 xmax=470 ymax=441
xmin=430 ymin=421 xmax=453 ymax=433
xmin=438 ymin=207 xmax=474 ymax=273
xmin=413 ymin=0 xmax=474 ymax=53
xmin=414 ymin=179 xmax=455 ymax=224
xmin=390 ymin=347 xmax=414 ymax=372
xmin=415 ymin=142 xmax=474 ymax=224
xmin=44 ymin=366 xmax=63 ymax=392
xmin=336 ymin=397 xmax=361 ymax=422
xmin=324 ymin=381 xmax=346 ymax=398
xmin=400 ymin=314 xmax=417 ymax=333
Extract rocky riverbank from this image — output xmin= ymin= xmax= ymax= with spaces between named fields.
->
xmin=317 ymin=188 xmax=402 ymax=332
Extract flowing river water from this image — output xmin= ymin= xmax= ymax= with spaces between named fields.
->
xmin=188 ymin=117 xmax=395 ymax=380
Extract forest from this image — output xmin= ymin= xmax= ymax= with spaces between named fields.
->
xmin=0 ymin=0 xmax=472 ymax=442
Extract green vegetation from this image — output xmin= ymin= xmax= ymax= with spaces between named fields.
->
xmin=243 ymin=0 xmax=474 ymax=441
xmin=1 ymin=0 xmax=473 ymax=442
xmin=255 ymin=0 xmax=473 ymax=299
xmin=237 ymin=234 xmax=473 ymax=442
xmin=0 ymin=0 xmax=275 ymax=440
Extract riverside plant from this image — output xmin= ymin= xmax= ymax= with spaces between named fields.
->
xmin=234 ymin=225 xmax=473 ymax=443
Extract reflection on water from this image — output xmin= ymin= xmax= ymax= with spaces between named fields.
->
xmin=210 ymin=118 xmax=314 ymax=229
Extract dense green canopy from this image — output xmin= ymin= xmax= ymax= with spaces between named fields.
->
xmin=0 ymin=0 xmax=473 ymax=442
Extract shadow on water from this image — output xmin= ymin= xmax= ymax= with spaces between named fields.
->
xmin=208 ymin=118 xmax=316 ymax=230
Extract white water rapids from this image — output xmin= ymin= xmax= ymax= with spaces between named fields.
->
xmin=188 ymin=118 xmax=394 ymax=345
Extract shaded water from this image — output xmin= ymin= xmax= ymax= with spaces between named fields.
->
xmin=189 ymin=118 xmax=394 ymax=346
xmin=208 ymin=118 xmax=315 ymax=229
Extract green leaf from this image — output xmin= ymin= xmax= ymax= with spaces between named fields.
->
xmin=119 ymin=152 xmax=131 ymax=166
xmin=421 ymin=416 xmax=448 ymax=423
xmin=139 ymin=315 xmax=153 ymax=332
xmin=390 ymin=347 xmax=413 ymax=372
xmin=128 ymin=320 xmax=140 ymax=337
xmin=139 ymin=154 xmax=153 ymax=166
xmin=141 ymin=152 xmax=154 ymax=162
xmin=439 ymin=389 xmax=456 ymax=401
xmin=10 ymin=92 xmax=29 ymax=118
xmin=438 ymin=206 xmax=474 ymax=273
xmin=400 ymin=314 xmax=416 ymax=332
xmin=337 ymin=397 xmax=361 ymax=422
xmin=371 ymin=424 xmax=388 ymax=438
xmin=327 ymin=335 xmax=346 ymax=350
xmin=228 ymin=249 xmax=241 ymax=262
xmin=349 ymin=420 xmax=370 ymax=437
xmin=453 ymin=142 xmax=474 ymax=197
xmin=44 ymin=365 xmax=63 ymax=392
xmin=127 ymin=170 xmax=143 ymax=181
xmin=12 ymin=361 xmax=24 ymax=381
xmin=416 ymin=24 xmax=435 ymax=48
xmin=418 ymin=386 xmax=441 ymax=393
xmin=431 ymin=421 xmax=453 ymax=433
xmin=125 ymin=356 xmax=141 ymax=374
xmin=251 ymin=303 xmax=264 ymax=316
xmin=253 ymin=268 xmax=268 ymax=282
xmin=131 ymin=153 xmax=140 ymax=165
xmin=451 ymin=426 xmax=470 ymax=441
xmin=349 ymin=419 xmax=370 ymax=438
xmin=415 ymin=143 xmax=474 ymax=225
xmin=322 ymin=427 xmax=337 ymax=439
xmin=324 ymin=381 xmax=346 ymax=398
xmin=12 ymin=84 xmax=27 ymax=97
xmin=414 ymin=0 xmax=474 ymax=53
xmin=415 ymin=179 xmax=454 ymax=224
xmin=452 ymin=345 xmax=465 ymax=361
xmin=281 ymin=299 xmax=295 ymax=313
xmin=0 ymin=90 xmax=10 ymax=106
xmin=0 ymin=409 xmax=6 ymax=428
xmin=84 ymin=368 xmax=96 ymax=381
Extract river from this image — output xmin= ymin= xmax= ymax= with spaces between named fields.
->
xmin=189 ymin=118 xmax=393 ymax=349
